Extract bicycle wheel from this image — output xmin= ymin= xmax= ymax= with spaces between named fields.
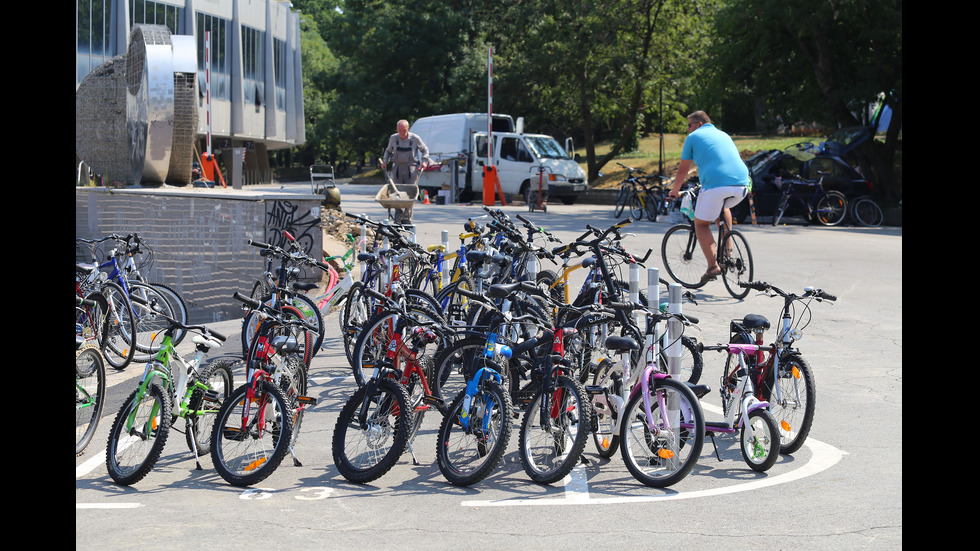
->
xmin=101 ymin=281 xmax=138 ymax=370
xmin=432 ymin=336 xmax=487 ymax=404
xmin=278 ymin=354 xmax=308 ymax=453
xmin=590 ymin=359 xmax=622 ymax=458
xmin=437 ymin=379 xmax=513 ymax=486
xmin=661 ymin=225 xmax=708 ymax=288
xmin=720 ymin=230 xmax=754 ymax=299
xmin=849 ymin=196 xmax=883 ymax=227
xmin=814 ymin=190 xmax=847 ymax=226
xmin=645 ymin=189 xmax=664 ymax=222
xmin=76 ymin=344 xmax=106 ymax=456
xmin=628 ymin=194 xmax=644 ymax=220
xmin=763 ymin=354 xmax=816 ymax=454
xmin=106 ymin=383 xmax=172 ymax=485
xmin=77 ymin=291 xmax=109 ymax=349
xmin=340 ymin=281 xmax=379 ymax=365
xmin=619 ymin=377 xmax=704 ymax=488
xmin=146 ymin=282 xmax=188 ymax=346
xmin=211 ymin=379 xmax=293 ymax=487
xmin=332 ymin=377 xmax=411 ymax=483
xmin=287 ymin=293 xmax=325 ymax=363
xmin=740 ymin=408 xmax=780 ymax=472
xmin=128 ymin=281 xmax=179 ymax=358
xmin=185 ymin=356 xmax=236 ymax=456
xmin=518 ymin=374 xmax=591 ymax=484
xmin=657 ymin=336 xmax=703 ymax=384
xmin=351 ymin=304 xmax=444 ymax=387
xmin=613 ymin=187 xmax=629 ymax=217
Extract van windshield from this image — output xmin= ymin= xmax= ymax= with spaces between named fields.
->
xmin=525 ymin=136 xmax=570 ymax=159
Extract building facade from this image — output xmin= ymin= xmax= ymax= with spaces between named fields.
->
xmin=76 ymin=0 xmax=305 ymax=186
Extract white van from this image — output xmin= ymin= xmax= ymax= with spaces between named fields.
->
xmin=410 ymin=113 xmax=589 ymax=204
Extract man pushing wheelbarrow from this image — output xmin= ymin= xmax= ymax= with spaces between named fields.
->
xmin=379 ymin=119 xmax=431 ymax=225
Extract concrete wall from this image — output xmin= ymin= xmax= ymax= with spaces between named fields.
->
xmin=76 ymin=187 xmax=323 ymax=325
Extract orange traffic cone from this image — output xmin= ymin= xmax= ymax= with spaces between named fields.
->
xmin=423 ymin=190 xmax=430 ymax=204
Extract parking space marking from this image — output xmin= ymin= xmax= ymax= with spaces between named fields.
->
xmin=461 ymin=438 xmax=847 ymax=507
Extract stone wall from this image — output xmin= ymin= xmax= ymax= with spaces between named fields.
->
xmin=76 ymin=188 xmax=323 ymax=324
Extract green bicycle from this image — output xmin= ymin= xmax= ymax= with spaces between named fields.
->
xmin=106 ymin=298 xmax=234 ymax=486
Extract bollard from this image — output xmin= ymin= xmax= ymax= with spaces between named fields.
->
xmin=647 ymin=267 xmax=660 ymax=364
xmin=629 ymin=263 xmax=641 ymax=331
xmin=667 ymin=284 xmax=683 ymax=377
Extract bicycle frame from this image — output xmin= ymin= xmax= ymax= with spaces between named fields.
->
xmin=712 ymin=343 xmax=772 ymax=438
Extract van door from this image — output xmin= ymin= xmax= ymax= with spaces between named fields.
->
xmin=472 ymin=133 xmax=528 ymax=196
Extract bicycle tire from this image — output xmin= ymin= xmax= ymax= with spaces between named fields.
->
xmin=339 ymin=281 xmax=377 ymax=365
xmin=278 ymin=354 xmax=308 ymax=452
xmin=332 ymin=377 xmax=412 ymax=483
xmin=350 ymin=304 xmax=444 ymax=388
xmin=518 ymin=374 xmax=591 ymax=484
xmin=720 ymin=230 xmax=754 ymax=299
xmin=185 ymin=357 xmax=236 ymax=456
xmin=146 ymin=282 xmax=188 ymax=346
xmin=661 ymin=224 xmax=708 ymax=288
xmin=77 ymin=290 xmax=109 ymax=351
xmin=762 ymin=353 xmax=816 ymax=454
xmin=814 ymin=190 xmax=847 ymax=226
xmin=243 ymin=296 xmax=321 ymax=367
xmin=590 ymin=358 xmax=622 ymax=458
xmin=432 ymin=336 xmax=488 ymax=404
xmin=437 ymin=379 xmax=513 ymax=486
xmin=645 ymin=189 xmax=664 ymax=222
xmin=657 ymin=335 xmax=703 ymax=385
xmin=106 ymin=383 xmax=172 ymax=485
xmin=629 ymin=194 xmax=644 ymax=220
xmin=619 ymin=377 xmax=704 ymax=488
xmin=211 ymin=379 xmax=293 ymax=487
xmin=101 ymin=281 xmax=138 ymax=370
xmin=741 ymin=408 xmax=780 ymax=472
xmin=76 ymin=344 xmax=106 ymax=456
xmin=127 ymin=281 xmax=179 ymax=357
xmin=613 ymin=187 xmax=629 ymax=218
xmin=849 ymin=196 xmax=883 ymax=227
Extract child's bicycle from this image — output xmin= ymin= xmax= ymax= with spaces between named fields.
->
xmin=105 ymin=298 xmax=233 ymax=485
xmin=332 ymin=287 xmax=452 ymax=483
xmin=586 ymin=301 xmax=706 ymax=487
xmin=209 ymin=293 xmax=319 ymax=486
xmin=729 ymin=281 xmax=836 ymax=453
xmin=696 ymin=342 xmax=781 ymax=472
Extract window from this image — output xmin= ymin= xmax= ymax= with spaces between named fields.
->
xmin=130 ymin=0 xmax=181 ymax=34
xmin=77 ymin=0 xmax=114 ymax=84
xmin=198 ymin=13 xmax=231 ymax=100
xmin=242 ymin=25 xmax=265 ymax=106
xmin=274 ymin=38 xmax=287 ymax=111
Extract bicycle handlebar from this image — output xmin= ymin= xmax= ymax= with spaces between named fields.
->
xmin=739 ymin=281 xmax=837 ymax=302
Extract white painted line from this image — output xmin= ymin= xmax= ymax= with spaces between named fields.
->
xmin=76 ymin=503 xmax=142 ymax=509
xmin=76 ymin=449 xmax=107 ymax=478
xmin=461 ymin=438 xmax=848 ymax=507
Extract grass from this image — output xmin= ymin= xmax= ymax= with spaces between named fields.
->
xmin=580 ymin=133 xmax=807 ymax=188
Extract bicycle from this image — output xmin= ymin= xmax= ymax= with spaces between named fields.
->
xmin=771 ymin=173 xmax=848 ymax=226
xmin=77 ymin=235 xmax=182 ymax=369
xmin=76 ymin=298 xmax=106 ymax=457
xmin=727 ymin=281 xmax=836 ymax=453
xmin=697 ymin=342 xmax=781 ymax=472
xmin=661 ymin=185 xmax=755 ymax=299
xmin=332 ymin=288 xmax=452 ymax=483
xmin=106 ymin=299 xmax=233 ymax=485
xmin=613 ymin=163 xmax=667 ymax=221
xmin=586 ymin=300 xmax=706 ymax=487
xmin=210 ymin=296 xmax=303 ymax=487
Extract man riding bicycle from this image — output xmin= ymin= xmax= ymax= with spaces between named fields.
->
xmin=668 ymin=111 xmax=750 ymax=285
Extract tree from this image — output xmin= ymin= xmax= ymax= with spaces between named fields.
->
xmin=710 ymin=0 xmax=902 ymax=200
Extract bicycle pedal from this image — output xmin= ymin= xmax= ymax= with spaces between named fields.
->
xmin=423 ymin=395 xmax=445 ymax=408
xmin=297 ymin=395 xmax=318 ymax=406
xmin=202 ymin=389 xmax=222 ymax=403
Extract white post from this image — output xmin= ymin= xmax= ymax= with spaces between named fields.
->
xmin=647 ymin=267 xmax=660 ymax=364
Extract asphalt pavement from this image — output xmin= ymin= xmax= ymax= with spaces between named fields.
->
xmin=77 ymin=180 xmax=902 ymax=550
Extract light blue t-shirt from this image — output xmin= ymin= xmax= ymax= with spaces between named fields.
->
xmin=681 ymin=124 xmax=750 ymax=190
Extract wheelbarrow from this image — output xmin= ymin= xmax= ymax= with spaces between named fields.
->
xmin=375 ymin=158 xmax=420 ymax=223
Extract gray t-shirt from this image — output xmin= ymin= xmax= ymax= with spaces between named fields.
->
xmin=382 ymin=132 xmax=431 ymax=166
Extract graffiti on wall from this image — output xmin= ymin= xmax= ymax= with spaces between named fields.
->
xmin=265 ymin=200 xmax=320 ymax=255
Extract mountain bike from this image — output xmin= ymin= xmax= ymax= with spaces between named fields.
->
xmin=586 ymin=301 xmax=705 ymax=487
xmin=661 ymin=185 xmax=754 ymax=299
xmin=76 ymin=298 xmax=106 ymax=457
xmin=332 ymin=288 xmax=451 ymax=483
xmin=728 ymin=281 xmax=836 ymax=453
xmin=698 ymin=342 xmax=781 ymax=472
xmin=106 ymin=301 xmax=232 ymax=485
xmin=771 ymin=174 xmax=847 ymax=226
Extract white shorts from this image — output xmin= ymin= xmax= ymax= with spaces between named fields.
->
xmin=694 ymin=185 xmax=748 ymax=221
